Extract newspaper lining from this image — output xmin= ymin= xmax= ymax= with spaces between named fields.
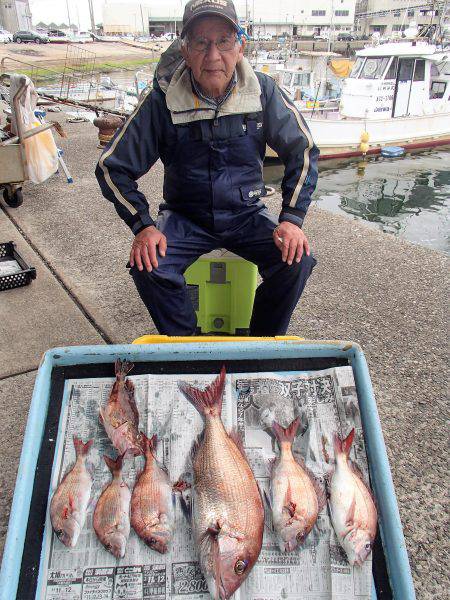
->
xmin=39 ymin=367 xmax=372 ymax=600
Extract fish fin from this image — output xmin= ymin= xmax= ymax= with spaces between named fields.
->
xmin=73 ymin=436 xmax=93 ymax=457
xmin=115 ymin=358 xmax=134 ymax=379
xmin=285 ymin=501 xmax=297 ymax=518
xmin=141 ymin=431 xmax=157 ymax=457
xmin=178 ymin=366 xmax=226 ymax=418
xmin=173 ymin=480 xmax=190 ymax=494
xmin=103 ymin=453 xmax=124 ymax=475
xmin=190 ymin=431 xmax=204 ymax=462
xmin=349 ymin=459 xmax=367 ymax=483
xmin=333 ymin=428 xmax=355 ymax=459
xmin=272 ymin=416 xmax=301 ymax=446
xmin=124 ymin=379 xmax=140 ymax=424
xmin=345 ymin=495 xmax=357 ymax=527
xmin=228 ymin=428 xmax=246 ymax=457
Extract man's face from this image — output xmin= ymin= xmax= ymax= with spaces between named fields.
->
xmin=182 ymin=16 xmax=244 ymax=97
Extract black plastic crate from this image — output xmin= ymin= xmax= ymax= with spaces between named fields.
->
xmin=0 ymin=241 xmax=36 ymax=291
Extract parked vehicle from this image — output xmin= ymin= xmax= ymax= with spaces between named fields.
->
xmin=13 ymin=30 xmax=49 ymax=44
xmin=314 ymin=33 xmax=329 ymax=41
xmin=0 ymin=29 xmax=12 ymax=42
xmin=337 ymin=32 xmax=355 ymax=41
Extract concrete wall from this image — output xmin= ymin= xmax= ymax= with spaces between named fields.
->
xmin=0 ymin=0 xmax=32 ymax=32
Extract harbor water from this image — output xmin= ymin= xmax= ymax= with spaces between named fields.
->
xmin=264 ymin=149 xmax=450 ymax=255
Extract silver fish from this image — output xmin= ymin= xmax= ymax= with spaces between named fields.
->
xmin=329 ymin=428 xmax=377 ymax=566
xmin=131 ymin=433 xmax=175 ymax=553
xmin=99 ymin=359 xmax=143 ymax=457
xmin=93 ymin=453 xmax=131 ymax=558
xmin=270 ymin=417 xmax=323 ymax=552
xmin=50 ymin=436 xmax=93 ymax=548
xmin=179 ymin=367 xmax=264 ymax=600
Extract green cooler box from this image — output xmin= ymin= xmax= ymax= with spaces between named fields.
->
xmin=185 ymin=250 xmax=257 ymax=335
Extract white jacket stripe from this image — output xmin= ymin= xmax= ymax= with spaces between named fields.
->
xmin=98 ymin=92 xmax=151 ymax=216
xmin=280 ymin=94 xmax=314 ymax=208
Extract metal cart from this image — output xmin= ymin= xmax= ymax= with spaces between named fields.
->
xmin=0 ymin=74 xmax=62 ymax=207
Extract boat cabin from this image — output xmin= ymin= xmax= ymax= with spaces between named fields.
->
xmin=278 ymin=51 xmax=344 ymax=102
xmin=339 ymin=42 xmax=450 ymax=119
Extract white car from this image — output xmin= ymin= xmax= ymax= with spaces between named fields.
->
xmin=0 ymin=29 xmax=12 ymax=43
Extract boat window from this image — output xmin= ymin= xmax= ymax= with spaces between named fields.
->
xmin=429 ymin=81 xmax=446 ymax=99
xmin=282 ymin=72 xmax=293 ymax=86
xmin=413 ymin=59 xmax=425 ymax=81
xmin=385 ymin=57 xmax=398 ymax=80
xmin=360 ymin=57 xmax=390 ymax=79
xmin=350 ymin=57 xmax=364 ymax=78
xmin=293 ymin=73 xmax=311 ymax=86
xmin=398 ymin=58 xmax=414 ymax=81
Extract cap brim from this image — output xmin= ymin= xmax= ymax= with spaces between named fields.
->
xmin=181 ymin=11 xmax=239 ymax=38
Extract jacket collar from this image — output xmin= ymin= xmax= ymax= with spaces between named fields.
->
xmin=165 ymin=57 xmax=262 ymax=124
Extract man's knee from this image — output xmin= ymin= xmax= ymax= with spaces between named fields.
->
xmin=130 ymin=265 xmax=184 ymax=292
xmin=278 ymin=252 xmax=317 ymax=279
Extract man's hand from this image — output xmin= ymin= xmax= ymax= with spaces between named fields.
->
xmin=130 ymin=225 xmax=167 ymax=272
xmin=273 ymin=221 xmax=310 ymax=265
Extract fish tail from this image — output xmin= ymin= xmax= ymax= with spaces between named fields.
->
xmin=272 ymin=416 xmax=301 ymax=445
xmin=73 ymin=436 xmax=93 ymax=457
xmin=333 ymin=428 xmax=355 ymax=458
xmin=104 ymin=453 xmax=125 ymax=475
xmin=178 ymin=366 xmax=226 ymax=418
xmin=141 ymin=432 xmax=157 ymax=456
xmin=115 ymin=358 xmax=134 ymax=380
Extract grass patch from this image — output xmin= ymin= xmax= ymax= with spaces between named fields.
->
xmin=5 ymin=57 xmax=158 ymax=83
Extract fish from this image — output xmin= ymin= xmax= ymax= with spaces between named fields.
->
xmin=99 ymin=359 xmax=143 ymax=457
xmin=329 ymin=428 xmax=377 ymax=566
xmin=131 ymin=432 xmax=175 ymax=553
xmin=269 ymin=417 xmax=323 ymax=552
xmin=93 ymin=453 xmax=131 ymax=558
xmin=179 ymin=367 xmax=264 ymax=600
xmin=50 ymin=436 xmax=93 ymax=548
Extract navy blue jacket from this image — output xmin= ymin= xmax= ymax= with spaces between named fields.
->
xmin=96 ymin=44 xmax=319 ymax=235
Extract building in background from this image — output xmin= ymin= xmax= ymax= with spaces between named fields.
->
xmin=355 ymin=0 xmax=446 ymax=37
xmin=0 ymin=0 xmax=32 ymax=32
xmin=101 ymin=0 xmax=357 ymax=37
xmin=248 ymin=0 xmax=357 ymax=37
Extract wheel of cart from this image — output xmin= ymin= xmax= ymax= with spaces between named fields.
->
xmin=2 ymin=185 xmax=23 ymax=207
xmin=0 ymin=74 xmax=62 ymax=207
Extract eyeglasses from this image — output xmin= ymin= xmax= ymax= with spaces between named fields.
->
xmin=188 ymin=35 xmax=238 ymax=53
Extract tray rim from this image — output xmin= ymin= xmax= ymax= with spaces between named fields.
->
xmin=0 ymin=340 xmax=416 ymax=600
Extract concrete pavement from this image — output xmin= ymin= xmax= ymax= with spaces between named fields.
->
xmin=0 ymin=116 xmax=447 ymax=597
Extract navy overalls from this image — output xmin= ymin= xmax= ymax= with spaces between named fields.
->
xmin=95 ymin=49 xmax=319 ymax=336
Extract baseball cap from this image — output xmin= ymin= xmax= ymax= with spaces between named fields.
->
xmin=181 ymin=0 xmax=240 ymax=38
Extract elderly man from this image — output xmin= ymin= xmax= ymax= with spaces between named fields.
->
xmin=96 ymin=0 xmax=319 ymax=336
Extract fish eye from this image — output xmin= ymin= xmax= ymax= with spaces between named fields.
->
xmin=234 ymin=559 xmax=247 ymax=575
xmin=365 ymin=542 xmax=371 ymax=551
xmin=55 ymin=529 xmax=63 ymax=538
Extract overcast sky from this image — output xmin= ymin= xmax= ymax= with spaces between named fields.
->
xmin=29 ymin=0 xmax=299 ymax=29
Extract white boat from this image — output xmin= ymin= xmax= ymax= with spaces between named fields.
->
xmin=276 ymin=51 xmax=348 ymax=110
xmin=268 ymin=41 xmax=450 ymax=159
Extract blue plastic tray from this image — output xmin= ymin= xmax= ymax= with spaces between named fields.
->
xmin=0 ymin=340 xmax=416 ymax=599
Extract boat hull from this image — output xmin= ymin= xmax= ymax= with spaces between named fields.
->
xmin=266 ymin=112 xmax=450 ymax=160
